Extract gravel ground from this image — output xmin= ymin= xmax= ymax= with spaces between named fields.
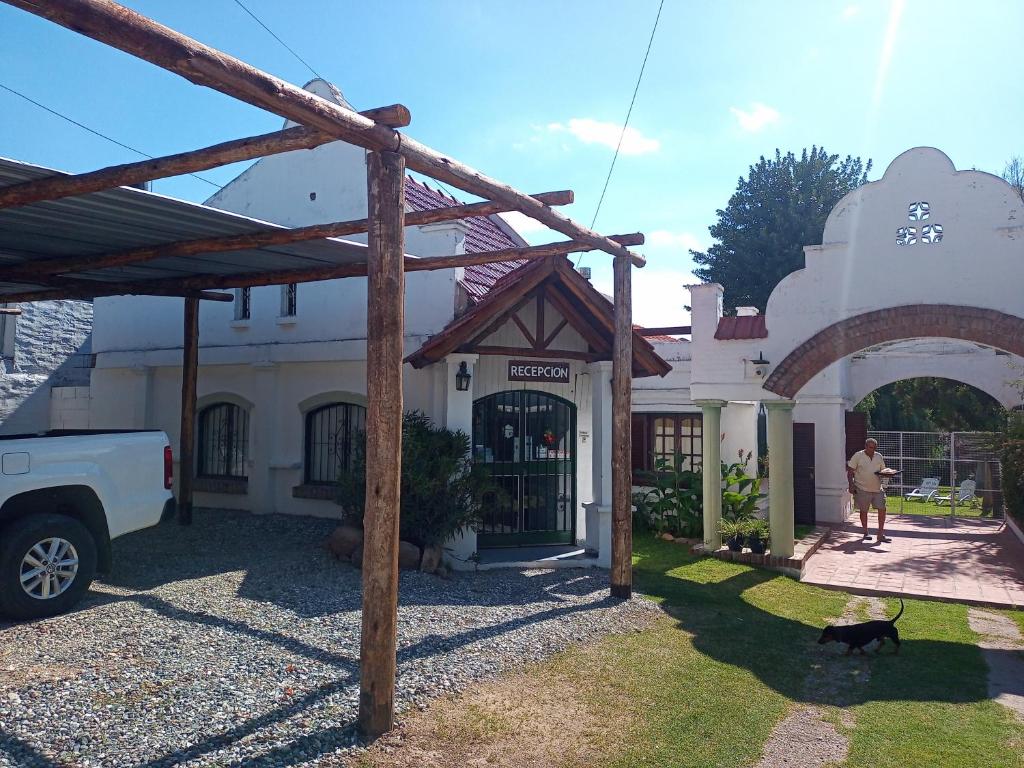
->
xmin=0 ymin=509 xmax=658 ymax=768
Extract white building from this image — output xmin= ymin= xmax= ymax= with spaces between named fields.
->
xmin=86 ymin=81 xmax=671 ymax=565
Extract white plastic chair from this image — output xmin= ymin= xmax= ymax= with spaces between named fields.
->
xmin=934 ymin=479 xmax=977 ymax=506
xmin=905 ymin=477 xmax=940 ymax=502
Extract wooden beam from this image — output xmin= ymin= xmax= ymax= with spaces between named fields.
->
xmin=0 ymin=191 xmax=576 ymax=280
xmin=610 ymin=254 xmax=633 ymax=599
xmin=0 ymin=105 xmax=410 ymax=210
xmin=358 ymin=149 xmax=405 ymax=741
xmin=177 ymin=296 xmax=199 ymax=526
xmin=544 ymin=286 xmax=613 ymax=356
xmin=2 ymin=0 xmax=645 ymax=267
xmin=0 ymin=236 xmax=641 ymax=303
xmin=540 ymin=317 xmax=569 ymax=349
xmin=0 ymin=307 xmax=22 ymax=315
xmin=471 ymin=345 xmax=599 ymax=362
xmin=0 ymin=285 xmax=234 ymax=303
xmin=637 ymin=325 xmax=691 ymax=336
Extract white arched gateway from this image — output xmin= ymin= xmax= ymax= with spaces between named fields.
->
xmin=688 ymin=147 xmax=1024 ymax=556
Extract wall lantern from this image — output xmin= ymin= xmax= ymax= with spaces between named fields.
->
xmin=750 ymin=351 xmax=770 ymax=378
xmin=455 ymin=361 xmax=472 ymax=391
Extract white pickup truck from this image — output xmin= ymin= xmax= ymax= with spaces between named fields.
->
xmin=0 ymin=430 xmax=174 ymax=619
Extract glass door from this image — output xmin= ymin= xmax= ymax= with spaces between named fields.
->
xmin=473 ymin=390 xmax=576 ymax=546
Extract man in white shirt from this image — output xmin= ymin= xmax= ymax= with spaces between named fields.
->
xmin=847 ymin=438 xmax=889 ymax=543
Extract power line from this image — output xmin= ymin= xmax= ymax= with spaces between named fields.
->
xmin=231 ymin=0 xmax=325 ymax=83
xmin=583 ymin=0 xmax=666 ymax=260
xmin=0 ymin=82 xmax=223 ymax=190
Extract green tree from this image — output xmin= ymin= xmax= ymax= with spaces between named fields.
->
xmin=691 ymin=147 xmax=871 ymax=312
xmin=856 ymin=378 xmax=1007 ymax=432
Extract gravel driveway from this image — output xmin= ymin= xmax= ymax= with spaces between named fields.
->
xmin=0 ymin=509 xmax=657 ymax=767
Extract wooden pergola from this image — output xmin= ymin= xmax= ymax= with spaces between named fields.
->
xmin=0 ymin=0 xmax=641 ymax=739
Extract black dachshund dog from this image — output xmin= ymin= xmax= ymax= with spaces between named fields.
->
xmin=818 ymin=598 xmax=904 ymax=655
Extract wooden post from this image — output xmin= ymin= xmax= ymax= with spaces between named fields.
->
xmin=358 ymin=149 xmax=406 ymax=740
xmin=610 ymin=254 xmax=633 ymax=599
xmin=177 ymin=296 xmax=199 ymax=525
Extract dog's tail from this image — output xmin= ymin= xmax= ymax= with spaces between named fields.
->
xmin=891 ymin=597 xmax=905 ymax=624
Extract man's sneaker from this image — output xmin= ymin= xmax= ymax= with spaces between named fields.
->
xmin=862 ymin=533 xmax=873 ymax=541
xmin=878 ymin=535 xmax=892 ymax=543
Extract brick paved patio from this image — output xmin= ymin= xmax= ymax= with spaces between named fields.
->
xmin=801 ymin=515 xmax=1024 ymax=609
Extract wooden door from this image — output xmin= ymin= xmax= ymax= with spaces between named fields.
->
xmin=793 ymin=422 xmax=816 ymax=525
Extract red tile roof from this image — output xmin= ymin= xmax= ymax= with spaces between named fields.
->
xmin=404 ymin=178 xmax=526 ymax=302
xmin=715 ymin=314 xmax=768 ymax=340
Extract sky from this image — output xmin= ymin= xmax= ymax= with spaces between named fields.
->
xmin=2 ymin=0 xmax=1023 ymax=327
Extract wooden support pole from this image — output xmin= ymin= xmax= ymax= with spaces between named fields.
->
xmin=610 ymin=254 xmax=633 ymax=599
xmin=0 ymin=105 xmax=410 ymax=210
xmin=358 ymin=149 xmax=405 ymax=741
xmin=0 ymin=235 xmax=642 ymax=304
xmin=177 ymin=296 xmax=199 ymax=526
xmin=0 ymin=191 xmax=576 ymax=280
xmin=1 ymin=0 xmax=644 ymax=266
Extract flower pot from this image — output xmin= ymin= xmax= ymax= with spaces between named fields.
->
xmin=726 ymin=535 xmax=744 ymax=552
xmin=748 ymin=538 xmax=767 ymax=555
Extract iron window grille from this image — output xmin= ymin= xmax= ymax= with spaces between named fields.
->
xmin=304 ymin=402 xmax=367 ymax=485
xmin=234 ymin=287 xmax=251 ymax=320
xmin=281 ymin=283 xmax=297 ymax=317
xmin=197 ymin=402 xmax=250 ymax=478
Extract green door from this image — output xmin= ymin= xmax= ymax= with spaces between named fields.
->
xmin=472 ymin=390 xmax=577 ymax=546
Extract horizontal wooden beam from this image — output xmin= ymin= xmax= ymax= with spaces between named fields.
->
xmin=0 ymin=285 xmax=233 ymax=303
xmin=0 ymin=190 xmax=576 ymax=281
xmin=0 ymin=307 xmax=22 ymax=315
xmin=637 ymin=325 xmax=691 ymax=336
xmin=0 ymin=105 xmax=410 ymax=211
xmin=3 ymin=0 xmax=645 ymax=267
xmin=0 ymin=235 xmax=642 ymax=303
xmin=470 ymin=345 xmax=600 ymax=362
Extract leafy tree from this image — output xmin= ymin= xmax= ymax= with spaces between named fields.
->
xmin=856 ymin=378 xmax=1007 ymax=432
xmin=691 ymin=147 xmax=871 ymax=312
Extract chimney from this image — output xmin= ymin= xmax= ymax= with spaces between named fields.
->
xmin=736 ymin=306 xmax=760 ymax=317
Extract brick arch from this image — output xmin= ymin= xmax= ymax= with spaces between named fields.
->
xmin=763 ymin=305 xmax=1024 ymax=398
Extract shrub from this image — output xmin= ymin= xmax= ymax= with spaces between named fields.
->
xmin=633 ymin=453 xmax=703 ymax=537
xmin=336 ymin=411 xmax=498 ymax=548
xmin=999 ymin=411 xmax=1024 ymax=524
xmin=721 ymin=450 xmax=764 ymax=522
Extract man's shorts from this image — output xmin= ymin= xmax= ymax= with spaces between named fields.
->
xmin=855 ymin=490 xmax=886 ymax=512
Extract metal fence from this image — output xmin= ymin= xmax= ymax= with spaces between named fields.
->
xmin=867 ymin=430 xmax=1003 ymax=518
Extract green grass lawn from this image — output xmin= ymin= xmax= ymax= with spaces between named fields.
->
xmin=363 ymin=538 xmax=1024 ymax=768
xmin=885 ymin=491 xmax=995 ymax=518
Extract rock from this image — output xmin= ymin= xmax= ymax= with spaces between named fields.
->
xmin=327 ymin=525 xmax=363 ymax=560
xmin=420 ymin=544 xmax=443 ymax=574
xmin=349 ymin=543 xmax=363 ymax=568
xmin=660 ymin=532 xmax=675 ymax=541
xmin=398 ymin=541 xmax=421 ymax=570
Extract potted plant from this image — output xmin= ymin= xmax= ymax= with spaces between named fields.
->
xmin=718 ymin=519 xmax=746 ymax=552
xmin=746 ymin=519 xmax=770 ymax=554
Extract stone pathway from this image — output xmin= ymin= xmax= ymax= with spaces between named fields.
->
xmin=967 ymin=607 xmax=1024 ymax=722
xmin=754 ymin=596 xmax=886 ymax=768
xmin=803 ymin=516 xmax=1024 ymax=608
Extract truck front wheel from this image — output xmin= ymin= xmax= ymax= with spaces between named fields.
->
xmin=0 ymin=514 xmax=98 ymax=620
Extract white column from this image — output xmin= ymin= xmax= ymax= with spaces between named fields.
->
xmin=443 ymin=353 xmax=478 ymax=566
xmin=766 ymin=400 xmax=796 ymax=558
xmin=696 ymin=399 xmax=727 ymax=551
xmin=586 ymin=361 xmax=613 ymax=566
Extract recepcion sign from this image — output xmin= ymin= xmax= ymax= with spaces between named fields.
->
xmin=507 ymin=360 xmax=571 ymax=383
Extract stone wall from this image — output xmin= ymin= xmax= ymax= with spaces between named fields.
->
xmin=0 ymin=300 xmax=93 ymax=435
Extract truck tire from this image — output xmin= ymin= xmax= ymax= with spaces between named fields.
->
xmin=0 ymin=514 xmax=98 ymax=620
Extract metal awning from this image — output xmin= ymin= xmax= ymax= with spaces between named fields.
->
xmin=0 ymin=156 xmax=370 ymax=296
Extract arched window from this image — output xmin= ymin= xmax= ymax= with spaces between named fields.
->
xmin=304 ymin=402 xmax=366 ymax=485
xmin=197 ymin=402 xmax=250 ymax=478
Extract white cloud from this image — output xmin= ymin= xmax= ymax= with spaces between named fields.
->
xmin=593 ymin=268 xmax=696 ymax=328
xmin=547 ymin=118 xmax=660 ymax=155
xmin=647 ymin=230 xmax=705 ymax=252
xmin=498 ymin=210 xmax=548 ymax=235
xmin=841 ymin=4 xmax=861 ymax=20
xmin=729 ymin=102 xmax=781 ymax=133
